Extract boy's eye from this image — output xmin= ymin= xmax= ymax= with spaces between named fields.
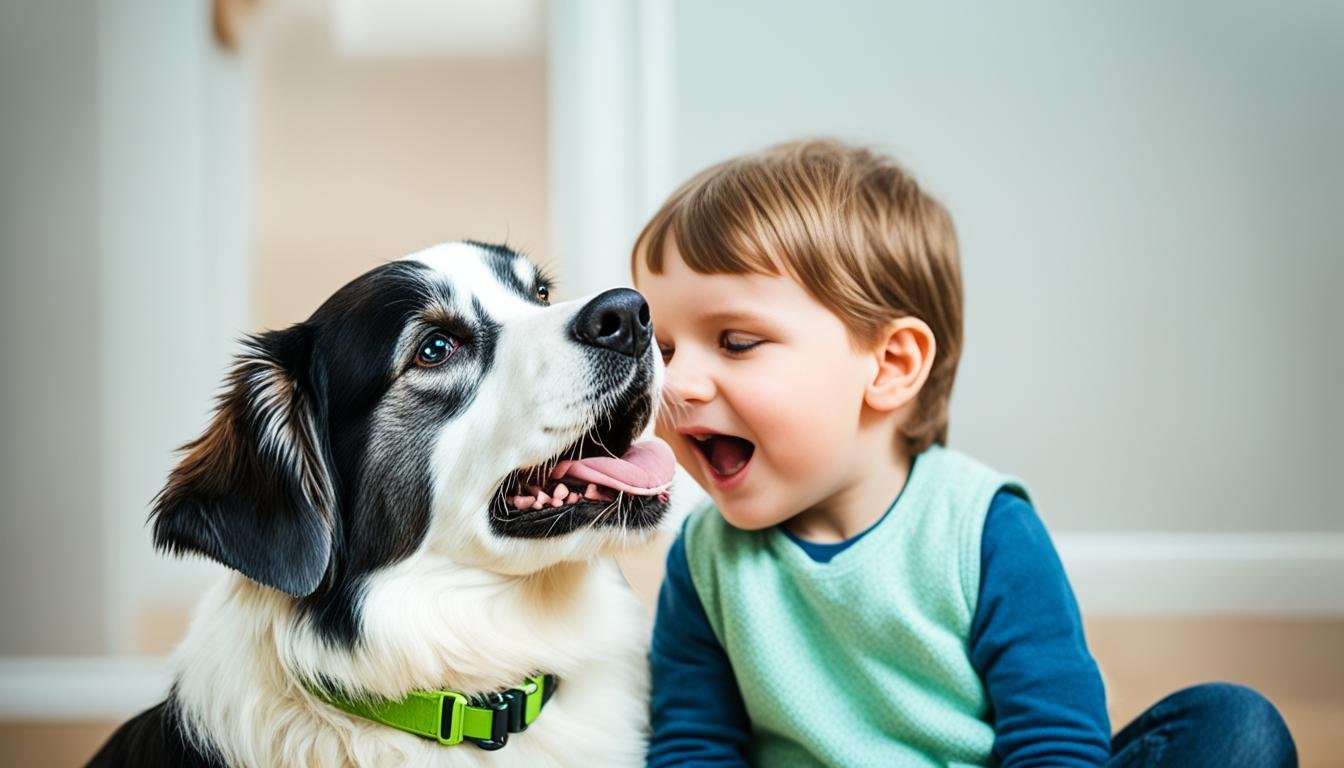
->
xmin=721 ymin=331 xmax=763 ymax=354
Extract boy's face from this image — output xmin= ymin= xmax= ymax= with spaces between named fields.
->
xmin=636 ymin=243 xmax=879 ymax=530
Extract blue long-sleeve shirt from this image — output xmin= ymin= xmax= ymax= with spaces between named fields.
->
xmin=648 ymin=490 xmax=1111 ymax=767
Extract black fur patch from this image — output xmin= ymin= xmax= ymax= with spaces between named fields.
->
xmin=471 ymin=295 xmax=501 ymax=377
xmin=465 ymin=239 xmax=547 ymax=304
xmin=86 ymin=694 xmax=223 ymax=767
xmin=151 ymin=324 xmax=334 ymax=597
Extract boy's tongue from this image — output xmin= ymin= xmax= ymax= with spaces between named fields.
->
xmin=549 ymin=439 xmax=675 ymax=495
xmin=707 ymin=435 xmax=752 ymax=476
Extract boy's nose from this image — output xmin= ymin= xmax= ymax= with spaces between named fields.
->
xmin=570 ymin=288 xmax=652 ymax=357
xmin=664 ymin=355 xmax=715 ymax=404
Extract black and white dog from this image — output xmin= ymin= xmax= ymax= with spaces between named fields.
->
xmin=90 ymin=241 xmax=674 ymax=766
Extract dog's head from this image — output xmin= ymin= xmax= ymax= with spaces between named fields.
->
xmin=151 ymin=241 xmax=673 ymax=605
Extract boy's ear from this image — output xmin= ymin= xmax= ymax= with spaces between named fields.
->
xmin=150 ymin=324 xmax=337 ymax=598
xmin=865 ymin=317 xmax=936 ymax=413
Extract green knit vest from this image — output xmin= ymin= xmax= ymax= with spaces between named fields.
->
xmin=685 ymin=445 xmax=1027 ymax=767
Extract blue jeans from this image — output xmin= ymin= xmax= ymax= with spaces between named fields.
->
xmin=1108 ymin=683 xmax=1297 ymax=767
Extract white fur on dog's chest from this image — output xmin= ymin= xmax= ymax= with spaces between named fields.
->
xmin=175 ymin=558 xmax=651 ymax=767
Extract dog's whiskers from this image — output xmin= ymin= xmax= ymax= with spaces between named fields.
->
xmin=657 ymin=389 xmax=693 ymax=433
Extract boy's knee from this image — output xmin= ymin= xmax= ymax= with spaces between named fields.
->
xmin=1169 ymin=682 xmax=1297 ymax=767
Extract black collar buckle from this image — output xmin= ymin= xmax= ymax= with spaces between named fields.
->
xmin=464 ymin=675 xmax=559 ymax=751
xmin=464 ymin=693 xmax=511 ymax=751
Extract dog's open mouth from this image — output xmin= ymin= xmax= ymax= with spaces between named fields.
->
xmin=492 ymin=429 xmax=675 ymax=538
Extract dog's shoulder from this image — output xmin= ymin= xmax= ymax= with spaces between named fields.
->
xmin=86 ymin=697 xmax=223 ymax=768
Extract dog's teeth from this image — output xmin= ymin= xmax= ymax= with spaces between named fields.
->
xmin=584 ymin=483 xmax=602 ymax=500
xmin=566 ymin=492 xmax=580 ymax=504
xmin=553 ymin=483 xmax=569 ymax=500
xmin=514 ymin=495 xmax=535 ymax=510
xmin=531 ymin=500 xmax=544 ymax=510
xmin=550 ymin=494 xmax=565 ymax=507
xmin=536 ymin=491 xmax=551 ymax=505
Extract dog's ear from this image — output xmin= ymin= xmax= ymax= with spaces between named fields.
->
xmin=151 ymin=324 xmax=336 ymax=597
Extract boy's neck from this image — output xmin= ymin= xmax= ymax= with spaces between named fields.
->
xmin=783 ymin=422 xmax=914 ymax=544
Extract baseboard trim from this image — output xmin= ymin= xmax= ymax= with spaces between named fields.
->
xmin=0 ymin=656 xmax=170 ymax=720
xmin=1058 ymin=532 xmax=1344 ymax=616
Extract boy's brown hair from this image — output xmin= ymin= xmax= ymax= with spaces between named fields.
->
xmin=632 ymin=138 xmax=963 ymax=455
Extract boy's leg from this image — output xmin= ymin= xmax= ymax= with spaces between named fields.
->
xmin=1107 ymin=682 xmax=1296 ymax=768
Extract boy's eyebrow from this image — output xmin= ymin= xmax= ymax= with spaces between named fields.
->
xmin=697 ymin=309 xmax=766 ymax=324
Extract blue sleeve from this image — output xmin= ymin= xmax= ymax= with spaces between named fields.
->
xmin=969 ymin=491 xmax=1112 ymax=767
xmin=647 ymin=526 xmax=751 ymax=767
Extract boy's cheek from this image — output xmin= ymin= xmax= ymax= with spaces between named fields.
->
xmin=652 ymin=416 xmax=673 ymax=442
xmin=653 ymin=420 xmax=684 ymax=459
xmin=652 ymin=424 xmax=700 ymax=478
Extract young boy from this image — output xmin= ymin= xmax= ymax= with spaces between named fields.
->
xmin=632 ymin=140 xmax=1296 ymax=767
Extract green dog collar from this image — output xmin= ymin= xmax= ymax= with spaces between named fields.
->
xmin=311 ymin=674 xmax=557 ymax=751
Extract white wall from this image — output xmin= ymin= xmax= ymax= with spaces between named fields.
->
xmin=0 ymin=0 xmax=106 ymax=655
xmin=666 ymin=0 xmax=1343 ymax=535
xmin=0 ymin=0 xmax=249 ymax=655
xmin=98 ymin=0 xmax=252 ymax=653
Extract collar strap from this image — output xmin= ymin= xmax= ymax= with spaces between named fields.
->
xmin=312 ymin=674 xmax=557 ymax=751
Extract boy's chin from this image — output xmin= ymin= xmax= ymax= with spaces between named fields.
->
xmin=681 ymin=465 xmax=790 ymax=530
xmin=714 ymin=497 xmax=789 ymax=532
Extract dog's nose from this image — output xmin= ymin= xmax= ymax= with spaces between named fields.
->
xmin=570 ymin=288 xmax=652 ymax=357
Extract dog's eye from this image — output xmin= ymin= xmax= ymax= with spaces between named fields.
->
xmin=536 ymin=285 xmax=550 ymax=303
xmin=415 ymin=332 xmax=459 ymax=368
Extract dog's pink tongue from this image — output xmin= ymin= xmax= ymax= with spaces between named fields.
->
xmin=550 ymin=438 xmax=675 ymax=496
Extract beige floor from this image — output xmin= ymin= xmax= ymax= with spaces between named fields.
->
xmin=1088 ymin=617 xmax=1343 ymax=767
xmin=4 ymin=618 xmax=1340 ymax=767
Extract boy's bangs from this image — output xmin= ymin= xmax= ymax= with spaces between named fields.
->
xmin=672 ymin=197 xmax=786 ymax=277
xmin=635 ymin=172 xmax=789 ymax=279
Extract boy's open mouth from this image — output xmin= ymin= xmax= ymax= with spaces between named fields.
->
xmin=689 ymin=433 xmax=756 ymax=479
